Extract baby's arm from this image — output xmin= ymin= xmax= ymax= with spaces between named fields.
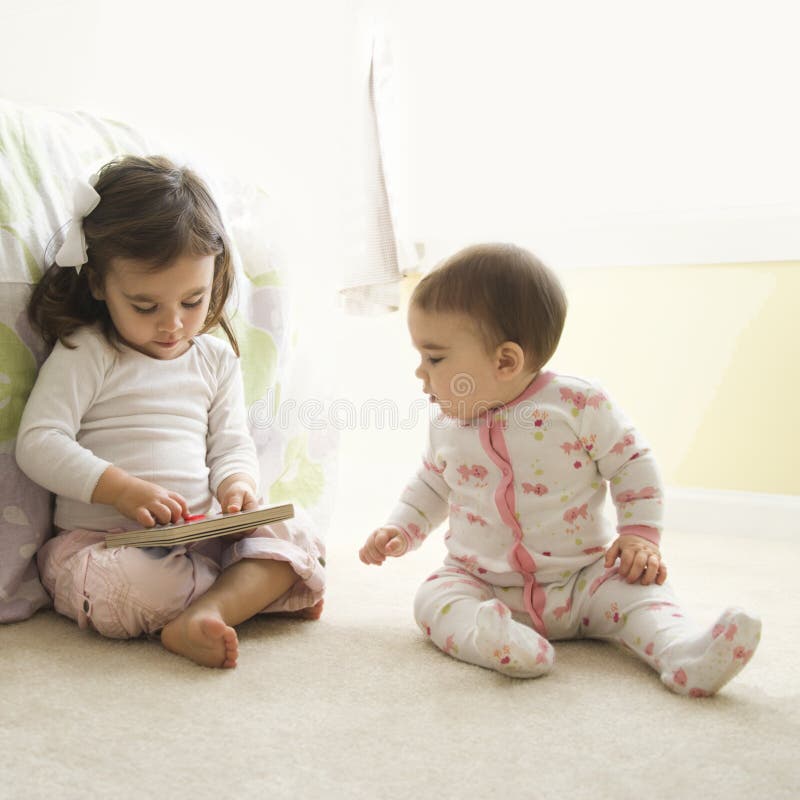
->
xmin=359 ymin=526 xmax=408 ymax=565
xmin=577 ymin=383 xmax=666 ymax=585
xmin=604 ymin=534 xmax=667 ymax=586
xmin=360 ymin=446 xmax=450 ymax=566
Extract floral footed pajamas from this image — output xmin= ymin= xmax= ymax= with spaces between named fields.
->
xmin=415 ymin=558 xmax=759 ymax=696
xmin=389 ymin=371 xmax=761 ymax=696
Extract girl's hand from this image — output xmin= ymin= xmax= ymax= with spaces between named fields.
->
xmin=217 ymin=474 xmax=259 ymax=514
xmin=217 ymin=472 xmax=258 ymax=514
xmin=359 ymin=526 xmax=409 ymax=565
xmin=604 ymin=534 xmax=667 ymax=586
xmin=115 ymin=477 xmax=188 ymax=527
xmin=215 ymin=475 xmax=260 ymax=542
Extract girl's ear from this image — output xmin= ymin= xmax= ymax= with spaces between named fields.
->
xmin=494 ymin=341 xmax=527 ymax=381
xmin=87 ymin=272 xmax=105 ymax=301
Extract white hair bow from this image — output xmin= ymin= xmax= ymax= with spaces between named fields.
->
xmin=54 ymin=176 xmax=101 ymax=273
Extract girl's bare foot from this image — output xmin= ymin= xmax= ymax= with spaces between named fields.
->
xmin=297 ymin=599 xmax=324 ymax=620
xmin=161 ymin=610 xmax=239 ymax=668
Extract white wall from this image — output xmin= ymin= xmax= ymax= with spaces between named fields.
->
xmin=0 ymin=0 xmax=383 ymax=301
xmin=386 ymin=0 xmax=800 ymax=268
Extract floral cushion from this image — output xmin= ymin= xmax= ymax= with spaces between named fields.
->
xmin=0 ymin=99 xmax=335 ymax=622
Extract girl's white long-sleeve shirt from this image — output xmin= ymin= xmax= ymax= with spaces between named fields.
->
xmin=16 ymin=325 xmax=259 ymax=532
xmin=386 ymin=371 xmax=663 ymax=587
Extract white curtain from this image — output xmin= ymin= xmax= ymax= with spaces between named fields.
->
xmin=339 ymin=31 xmax=414 ymax=314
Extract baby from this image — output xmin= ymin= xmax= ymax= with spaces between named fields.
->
xmin=360 ymin=242 xmax=760 ymax=696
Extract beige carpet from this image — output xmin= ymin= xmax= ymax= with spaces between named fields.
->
xmin=1 ymin=507 xmax=797 ymax=800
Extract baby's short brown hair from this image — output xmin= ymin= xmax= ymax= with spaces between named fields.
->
xmin=411 ymin=243 xmax=567 ymax=370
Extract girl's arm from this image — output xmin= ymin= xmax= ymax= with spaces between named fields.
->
xmin=216 ymin=471 xmax=258 ymax=513
xmin=205 ymin=343 xmax=260 ymax=503
xmin=16 ymin=330 xmax=188 ymax=527
xmin=92 ymin=464 xmax=188 ymax=527
xmin=16 ymin=332 xmax=113 ymax=503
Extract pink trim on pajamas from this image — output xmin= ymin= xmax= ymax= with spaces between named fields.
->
xmin=480 ymin=414 xmax=547 ymax=637
xmin=618 ymin=525 xmax=661 ymax=546
xmin=37 ymin=521 xmax=326 ymax=639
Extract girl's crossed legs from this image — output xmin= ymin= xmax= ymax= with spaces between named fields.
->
xmin=37 ymin=520 xmax=326 ymax=668
xmin=414 ymin=558 xmax=760 ymax=695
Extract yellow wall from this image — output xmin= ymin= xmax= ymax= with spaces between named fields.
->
xmin=551 ymin=262 xmax=800 ymax=495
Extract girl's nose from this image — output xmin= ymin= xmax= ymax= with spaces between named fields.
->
xmin=415 ymin=364 xmax=426 ymax=380
xmin=158 ymin=309 xmax=182 ymax=332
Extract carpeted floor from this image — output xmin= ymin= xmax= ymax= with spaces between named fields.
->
xmin=1 ymin=498 xmax=797 ymax=800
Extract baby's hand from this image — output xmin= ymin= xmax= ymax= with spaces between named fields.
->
xmin=115 ymin=477 xmax=188 ymax=527
xmin=604 ymin=534 xmax=667 ymax=586
xmin=359 ymin=526 xmax=409 ymax=565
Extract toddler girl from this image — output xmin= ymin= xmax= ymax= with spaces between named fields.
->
xmin=360 ymin=243 xmax=760 ymax=696
xmin=16 ymin=155 xmax=325 ymax=668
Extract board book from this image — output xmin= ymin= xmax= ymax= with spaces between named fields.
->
xmin=104 ymin=503 xmax=294 ymax=548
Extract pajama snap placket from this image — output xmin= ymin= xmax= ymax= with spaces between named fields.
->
xmin=480 ymin=413 xmax=548 ymax=637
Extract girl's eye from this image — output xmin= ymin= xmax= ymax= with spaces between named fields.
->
xmin=131 ymin=298 xmax=204 ymax=314
xmin=428 ymin=357 xmax=443 ymax=365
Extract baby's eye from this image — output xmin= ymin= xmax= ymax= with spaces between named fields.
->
xmin=133 ymin=305 xmax=157 ymax=314
xmin=182 ymin=298 xmax=204 ymax=309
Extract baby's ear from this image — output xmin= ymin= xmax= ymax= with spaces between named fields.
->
xmin=495 ymin=341 xmax=526 ymax=380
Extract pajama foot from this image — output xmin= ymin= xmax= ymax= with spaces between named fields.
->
xmin=660 ymin=607 xmax=761 ymax=697
xmin=474 ymin=600 xmax=554 ymax=678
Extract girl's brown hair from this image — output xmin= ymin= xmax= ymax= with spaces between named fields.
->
xmin=29 ymin=155 xmax=239 ymax=355
xmin=411 ymin=243 xmax=567 ymax=370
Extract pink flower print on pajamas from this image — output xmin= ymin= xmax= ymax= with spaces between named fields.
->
xmin=451 ymin=553 xmax=483 ymax=574
xmin=605 ymin=602 xmax=625 ymax=625
xmin=522 ymin=482 xmax=549 ymax=496
xmin=560 ymin=388 xmax=587 ymax=410
xmin=610 ymin=433 xmax=636 ymax=456
xmin=560 ymin=440 xmax=583 ymax=456
xmin=424 ymin=458 xmax=446 ymax=475
xmin=563 ymin=504 xmax=589 ymax=525
xmin=553 ymin=597 xmax=572 ymax=620
xmin=580 ymin=434 xmax=597 ymax=455
xmin=457 ymin=464 xmax=489 ymax=487
xmin=531 ymin=409 xmax=550 ymax=434
xmin=444 ymin=634 xmax=459 ymax=655
xmin=614 ymin=486 xmax=660 ymax=505
xmin=405 ymin=523 xmax=424 ymax=544
xmin=733 ymin=645 xmax=755 ymax=663
xmin=559 ymin=387 xmax=607 ymax=411
xmin=563 ymin=503 xmax=589 ymax=533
